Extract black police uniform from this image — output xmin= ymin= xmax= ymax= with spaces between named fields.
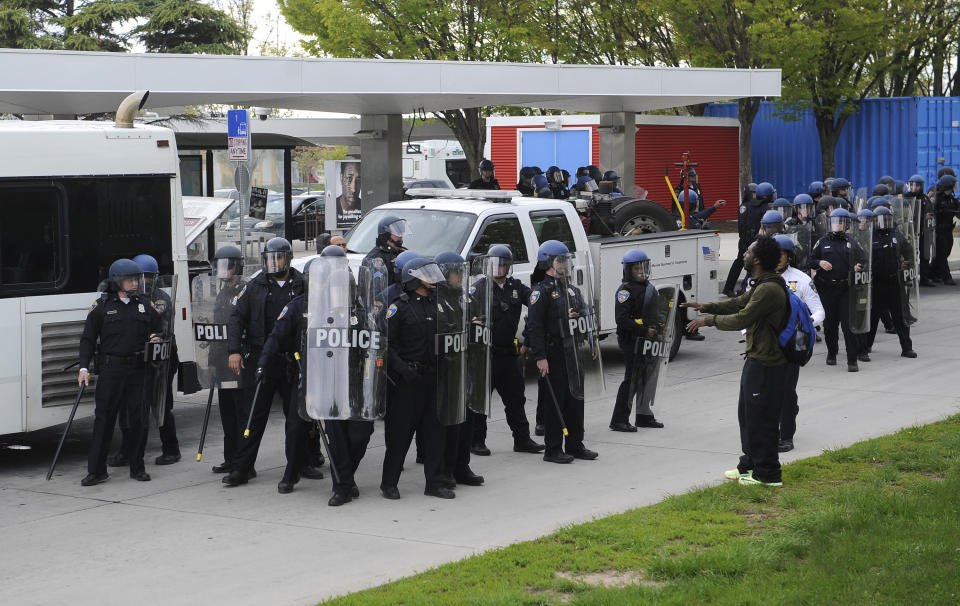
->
xmin=723 ymin=194 xmax=769 ymax=294
xmin=227 ymin=269 xmax=306 ymax=481
xmin=471 ymin=276 xmax=534 ymax=446
xmin=440 ymin=284 xmax=476 ymax=483
xmin=382 ymin=291 xmax=447 ymax=494
xmin=212 ymin=278 xmax=245 ymax=471
xmin=866 ymin=228 xmax=914 ymax=353
xmin=364 ymin=245 xmax=400 ymax=285
xmin=932 ymin=189 xmax=959 ymax=282
xmin=79 ymin=291 xmax=162 ymax=478
xmin=526 ymin=274 xmax=587 ymax=457
xmin=468 ymin=177 xmax=501 ymax=190
xmin=809 ymin=232 xmax=865 ymax=365
xmin=610 ymin=279 xmax=659 ymax=426
xmin=516 ymin=180 xmax=535 ymax=196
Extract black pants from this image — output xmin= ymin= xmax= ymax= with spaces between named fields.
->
xmin=116 ymin=364 xmax=178 ymax=457
xmin=723 ymin=239 xmax=750 ymax=293
xmin=444 ymin=414 xmax=473 ymax=476
xmin=325 ymin=419 xmax=374 ymax=493
xmin=920 ymin=229 xmax=933 ymax=279
xmin=381 ymin=372 xmax=445 ymax=490
xmin=539 ymin=354 xmax=585 ymax=455
xmin=473 ymin=353 xmax=531 ymax=444
xmin=779 ymin=363 xmax=800 ymax=442
xmin=932 ymin=227 xmax=954 ymax=279
xmin=233 ymin=358 xmax=309 ymax=478
xmin=610 ymin=335 xmax=654 ymax=425
xmin=818 ymin=282 xmax=860 ymax=364
xmin=736 ymin=358 xmax=786 ymax=483
xmin=218 ymin=387 xmax=242 ymax=468
xmin=867 ymin=279 xmax=913 ymax=353
xmin=88 ymin=364 xmax=148 ymax=476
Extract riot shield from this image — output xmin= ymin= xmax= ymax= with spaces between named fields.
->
xmin=854 ymin=187 xmax=869 ymax=212
xmin=465 ymin=258 xmax=492 ymax=416
xmin=435 ymin=261 xmax=468 ymax=426
xmin=921 ymin=196 xmax=936 ymax=263
xmin=305 ymin=256 xmax=387 ymax=421
xmin=847 ymin=223 xmax=872 ymax=334
xmin=190 ymin=273 xmax=246 ymax=391
xmin=557 ymin=251 xmax=605 ymax=400
xmin=144 ymin=274 xmax=177 ymax=426
xmin=897 ymin=196 xmax=920 ymax=325
xmin=814 ymin=212 xmax=829 ymax=240
xmin=629 ymin=284 xmax=679 ymax=412
xmin=785 ymin=220 xmax=813 ymax=272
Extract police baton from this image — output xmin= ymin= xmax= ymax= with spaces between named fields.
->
xmin=196 ymin=386 xmax=216 ymax=461
xmin=46 ymin=383 xmax=86 ymax=481
xmin=540 ymin=373 xmax=568 ymax=437
xmin=243 ymin=372 xmax=264 ymax=438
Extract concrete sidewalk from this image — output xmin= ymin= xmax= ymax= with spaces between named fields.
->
xmin=3 ymin=238 xmax=960 ymax=606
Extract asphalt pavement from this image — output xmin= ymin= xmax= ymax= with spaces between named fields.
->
xmin=2 ymin=232 xmax=960 ymax=606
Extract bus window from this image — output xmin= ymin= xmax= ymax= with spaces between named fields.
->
xmin=0 ymin=184 xmax=66 ymax=296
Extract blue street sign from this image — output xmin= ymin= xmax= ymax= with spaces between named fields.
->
xmin=227 ymin=109 xmax=248 ymax=138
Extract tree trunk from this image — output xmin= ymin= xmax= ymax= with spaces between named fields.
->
xmin=438 ymin=108 xmax=486 ymax=179
xmin=737 ymin=98 xmax=761 ymax=187
xmin=933 ymin=50 xmax=945 ymax=96
xmin=814 ymin=111 xmax=843 ymax=178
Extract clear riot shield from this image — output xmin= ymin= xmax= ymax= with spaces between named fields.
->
xmin=897 ymin=196 xmax=920 ymax=325
xmin=557 ymin=251 xmax=605 ymax=401
xmin=630 ymin=284 xmax=679 ymax=412
xmin=847 ymin=222 xmax=872 ymax=334
xmin=920 ymin=196 xmax=936 ymax=263
xmin=853 ymin=187 xmax=869 ymax=212
xmin=190 ymin=273 xmax=247 ymax=391
xmin=814 ymin=212 xmax=829 ymax=240
xmin=785 ymin=220 xmax=813 ymax=272
xmin=435 ymin=261 xmax=468 ymax=426
xmin=144 ymin=274 xmax=177 ymax=426
xmin=305 ymin=256 xmax=387 ymax=421
xmin=465 ymin=258 xmax=492 ymax=416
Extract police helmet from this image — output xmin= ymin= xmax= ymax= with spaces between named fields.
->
xmin=832 ymin=177 xmax=851 ymax=191
xmin=108 ymin=258 xmax=142 ymax=295
xmin=939 ymin=174 xmax=957 ymax=191
xmin=536 ymin=187 xmax=553 ymax=198
xmin=584 ymin=165 xmax=602 ymax=183
xmin=603 ymin=170 xmax=620 ymax=183
xmin=937 ymin=166 xmax=955 ymax=179
xmin=808 ymin=181 xmax=824 ymax=196
xmin=401 ymin=257 xmax=445 ymax=291
xmin=393 ymin=250 xmax=420 ymax=276
xmin=747 ymin=182 xmax=758 ymax=193
xmin=687 ymin=167 xmax=698 ymax=178
xmin=760 ymin=210 xmax=785 ymax=234
xmin=908 ymin=174 xmax=925 ymax=185
xmin=485 ymin=244 xmax=514 ymax=278
xmin=575 ymin=175 xmax=598 ymax=192
xmin=479 ymin=159 xmax=495 ymax=174
xmin=793 ymin=193 xmax=813 ymax=206
xmin=756 ymin=182 xmax=776 ymax=201
xmin=678 ymin=189 xmax=698 ymax=205
xmin=873 ymin=206 xmax=895 ymax=230
xmin=519 ymin=166 xmax=538 ymax=180
xmin=894 ymin=180 xmax=906 ymax=195
xmin=828 ymin=207 xmax=853 ymax=232
xmin=772 ymin=198 xmax=793 ymax=217
xmin=773 ymin=234 xmax=795 ymax=251
xmin=621 ymin=249 xmax=651 ymax=282
xmin=434 ymin=251 xmax=465 ymax=270
xmin=867 ymin=196 xmax=891 ymax=210
xmin=214 ymin=245 xmax=243 ymax=279
xmin=856 ymin=208 xmax=874 ymax=222
xmin=132 ymin=254 xmax=159 ymax=275
xmin=536 ymin=240 xmax=571 ymax=274
xmin=533 ymin=173 xmax=549 ymax=190
xmin=261 ymin=237 xmax=293 ymax=277
xmin=872 ymin=184 xmax=890 ymax=197
xmin=320 ymin=244 xmax=346 ymax=257
xmin=878 ymin=175 xmax=895 ymax=189
xmin=546 ymin=165 xmax=564 ymax=186
xmin=377 ymin=215 xmax=407 ymax=237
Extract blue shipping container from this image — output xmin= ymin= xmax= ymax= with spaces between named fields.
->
xmin=704 ymin=97 xmax=960 ymax=198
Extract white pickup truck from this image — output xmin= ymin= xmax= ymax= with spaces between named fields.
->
xmin=296 ymin=190 xmax=719 ymax=359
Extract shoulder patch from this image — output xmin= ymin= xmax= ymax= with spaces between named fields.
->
xmin=232 ymin=284 xmax=247 ymax=306
xmin=787 ymin=281 xmax=798 ymax=293
xmin=739 ymin=205 xmax=747 ymax=214
xmin=386 ymin=303 xmax=398 ymax=318
xmin=469 ymin=285 xmax=477 ymax=295
xmin=616 ymin=289 xmax=630 ymax=303
xmin=88 ymin=298 xmax=99 ymax=314
xmin=151 ymin=299 xmax=167 ymax=314
xmin=529 ymin=290 xmax=540 ymax=305
xmin=278 ymin=305 xmax=288 ymax=320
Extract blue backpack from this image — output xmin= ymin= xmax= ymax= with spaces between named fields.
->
xmin=761 ymin=277 xmax=817 ymax=366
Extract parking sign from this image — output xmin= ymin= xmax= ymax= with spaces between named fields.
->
xmin=227 ymin=109 xmax=249 ymax=161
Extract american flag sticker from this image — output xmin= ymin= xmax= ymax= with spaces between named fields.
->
xmin=702 ymin=246 xmax=716 ymax=261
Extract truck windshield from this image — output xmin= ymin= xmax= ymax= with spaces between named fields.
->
xmin=344 ymin=209 xmax=476 ymax=257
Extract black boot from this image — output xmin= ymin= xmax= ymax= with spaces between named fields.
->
xmin=513 ymin=436 xmax=545 ymax=453
xmin=636 ymin=414 xmax=664 ymax=428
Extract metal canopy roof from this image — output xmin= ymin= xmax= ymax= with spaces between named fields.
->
xmin=0 ymin=49 xmax=780 ymax=116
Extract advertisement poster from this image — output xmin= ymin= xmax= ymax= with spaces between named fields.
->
xmin=325 ymin=160 xmax=362 ymax=230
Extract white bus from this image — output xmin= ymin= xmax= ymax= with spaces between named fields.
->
xmin=0 ymin=108 xmax=196 ymax=435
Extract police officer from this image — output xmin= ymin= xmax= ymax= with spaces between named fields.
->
xmin=364 ymin=215 xmax=408 ymax=283
xmin=469 ymin=159 xmax=500 ymax=190
xmin=931 ymin=174 xmax=958 ymax=285
xmin=905 ymin=174 xmax=936 ymax=287
xmin=224 ymin=237 xmax=318 ymax=490
xmin=864 ymin=207 xmax=917 ymax=359
xmin=517 ymin=166 xmax=538 ymax=196
xmin=527 ymin=240 xmax=598 ymax=464
xmin=808 ymin=181 xmax=824 ymax=205
xmin=809 ymin=208 xmax=865 ymax=372
xmin=759 ymin=210 xmax=785 ymax=236
xmin=533 ymin=173 xmax=553 ymax=198
xmin=381 ymin=258 xmax=453 ymax=499
xmin=470 ymin=245 xmax=544 ymax=455
xmin=78 ymin=259 xmax=163 ymax=486
xmin=602 ymin=170 xmax=623 ymax=195
xmin=545 ymin=166 xmax=569 ymax=199
xmin=209 ymin=245 xmax=247 ymax=474
xmin=831 ymin=177 xmax=852 ymax=203
xmin=723 ymin=181 xmax=772 ymax=297
xmin=610 ymin=250 xmax=664 ymax=432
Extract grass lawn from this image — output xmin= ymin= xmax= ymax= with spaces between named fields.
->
xmin=322 ymin=415 xmax=960 ymax=605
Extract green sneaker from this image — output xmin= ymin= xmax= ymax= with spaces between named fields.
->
xmin=738 ymin=475 xmax=782 ymax=487
xmin=724 ymin=468 xmax=751 ymax=480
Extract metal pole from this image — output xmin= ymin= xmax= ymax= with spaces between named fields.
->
xmin=46 ymin=384 xmax=86 ymax=481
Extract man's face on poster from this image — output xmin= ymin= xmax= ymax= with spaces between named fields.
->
xmin=340 ymin=163 xmax=360 ymax=210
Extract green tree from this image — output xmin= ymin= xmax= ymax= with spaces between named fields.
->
xmin=136 ymin=0 xmax=245 ymax=53
xmin=279 ymin=0 xmax=537 ymax=176
xmin=0 ymin=0 xmax=138 ymax=49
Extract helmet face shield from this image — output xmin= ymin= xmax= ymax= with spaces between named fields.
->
xmin=385 ymin=218 xmax=409 ymax=238
xmin=138 ymin=272 xmax=158 ymax=297
xmin=549 ymin=253 xmax=574 ymax=277
xmin=795 ymin=202 xmax=813 ymax=221
xmin=408 ymin=262 xmax=446 ymax=286
xmin=485 ymin=256 xmax=512 ymax=279
xmin=115 ymin=273 xmax=140 ymax=297
xmin=762 ymin=220 xmax=784 ymax=235
xmin=216 ymin=257 xmax=242 ymax=279
xmin=829 ymin=215 xmax=850 ymax=233
xmin=626 ymin=260 xmax=651 ymax=282
xmin=262 ymin=250 xmax=290 ymax=276
xmin=875 ymin=213 xmax=894 ymax=230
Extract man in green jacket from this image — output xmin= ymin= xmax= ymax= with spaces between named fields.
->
xmin=683 ymin=235 xmax=789 ymax=487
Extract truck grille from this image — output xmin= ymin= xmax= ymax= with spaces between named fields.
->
xmin=41 ymin=321 xmax=96 ymax=408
